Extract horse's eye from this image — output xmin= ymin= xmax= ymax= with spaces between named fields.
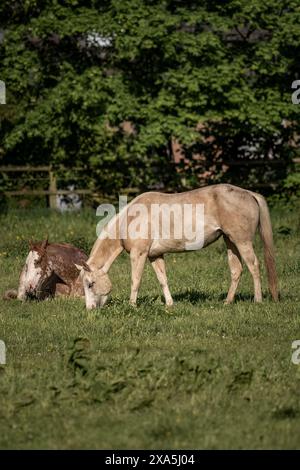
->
xmin=88 ymin=282 xmax=95 ymax=289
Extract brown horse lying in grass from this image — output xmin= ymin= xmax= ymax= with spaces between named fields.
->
xmin=3 ymin=238 xmax=87 ymax=300
xmin=75 ymin=184 xmax=278 ymax=309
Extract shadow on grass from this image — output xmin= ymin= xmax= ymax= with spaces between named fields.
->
xmin=173 ymin=289 xmax=215 ymax=304
xmin=174 ymin=289 xmax=255 ymax=304
xmin=137 ymin=290 xmax=255 ymax=306
xmin=219 ymin=292 xmax=254 ymax=302
xmin=109 ymin=290 xmax=272 ymax=308
xmin=138 ymin=295 xmax=160 ymax=305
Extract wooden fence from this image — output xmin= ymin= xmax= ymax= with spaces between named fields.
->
xmin=0 ymin=165 xmax=92 ymax=208
xmin=0 ymin=165 xmax=140 ymax=208
xmin=1 ymin=159 xmax=299 ymax=208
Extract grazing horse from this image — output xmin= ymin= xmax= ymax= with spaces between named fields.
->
xmin=75 ymin=184 xmax=278 ymax=309
xmin=4 ymin=239 xmax=87 ymax=300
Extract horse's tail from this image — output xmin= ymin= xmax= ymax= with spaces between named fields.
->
xmin=3 ymin=289 xmax=18 ymax=300
xmin=251 ymin=192 xmax=279 ymax=301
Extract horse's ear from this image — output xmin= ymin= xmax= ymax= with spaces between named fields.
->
xmin=75 ymin=262 xmax=91 ymax=272
xmin=99 ymin=265 xmax=109 ymax=275
xmin=41 ymin=236 xmax=49 ymax=251
xmin=82 ymin=261 xmax=92 ymax=272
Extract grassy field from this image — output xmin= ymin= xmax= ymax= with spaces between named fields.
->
xmin=0 ymin=203 xmax=300 ymax=449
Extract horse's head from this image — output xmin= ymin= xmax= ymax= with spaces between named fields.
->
xmin=75 ymin=262 xmax=112 ymax=309
xmin=23 ymin=238 xmax=52 ymax=299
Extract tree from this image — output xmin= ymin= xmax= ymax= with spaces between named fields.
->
xmin=0 ymin=0 xmax=299 ymax=195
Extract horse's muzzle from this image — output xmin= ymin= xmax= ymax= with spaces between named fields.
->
xmin=25 ymin=289 xmax=38 ymax=300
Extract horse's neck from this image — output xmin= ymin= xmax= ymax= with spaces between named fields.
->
xmin=88 ymin=236 xmax=123 ymax=272
xmin=49 ymin=258 xmax=64 ymax=280
xmin=46 ymin=252 xmax=76 ymax=284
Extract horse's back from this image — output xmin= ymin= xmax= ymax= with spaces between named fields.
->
xmin=132 ymin=184 xmax=254 ymax=205
xmin=132 ymin=184 xmax=259 ymax=220
xmin=47 ymin=243 xmax=88 ymax=262
xmin=132 ymin=184 xmax=260 ymax=243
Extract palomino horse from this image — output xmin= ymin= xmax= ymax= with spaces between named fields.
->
xmin=75 ymin=184 xmax=278 ymax=309
xmin=4 ymin=239 xmax=87 ymax=300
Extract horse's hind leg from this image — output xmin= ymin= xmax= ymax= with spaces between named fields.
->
xmin=224 ymin=236 xmax=243 ymax=304
xmin=149 ymin=255 xmax=173 ymax=306
xmin=234 ymin=240 xmax=262 ymax=302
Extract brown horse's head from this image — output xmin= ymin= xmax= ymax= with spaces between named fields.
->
xmin=23 ymin=237 xmax=54 ymax=299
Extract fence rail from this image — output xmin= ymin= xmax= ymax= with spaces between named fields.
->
xmin=5 ymin=189 xmax=92 ymax=196
xmin=1 ymin=159 xmax=299 ymax=207
xmin=221 ymin=158 xmax=300 ymax=166
xmin=0 ymin=165 xmax=92 ymax=208
xmin=0 ymin=165 xmax=90 ymax=171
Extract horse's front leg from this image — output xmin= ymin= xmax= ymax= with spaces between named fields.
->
xmin=130 ymin=248 xmax=148 ymax=306
xmin=17 ymin=265 xmax=27 ymax=300
xmin=149 ymin=255 xmax=173 ymax=306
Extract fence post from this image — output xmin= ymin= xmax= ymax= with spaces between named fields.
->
xmin=49 ymin=167 xmax=57 ymax=209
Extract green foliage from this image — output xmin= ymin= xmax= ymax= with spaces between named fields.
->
xmin=283 ymin=171 xmax=300 ymax=195
xmin=267 ymin=162 xmax=300 ymax=207
xmin=0 ymin=0 xmax=299 ymax=193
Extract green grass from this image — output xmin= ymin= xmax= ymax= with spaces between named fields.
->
xmin=0 ymin=205 xmax=300 ymax=449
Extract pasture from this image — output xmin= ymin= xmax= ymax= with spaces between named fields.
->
xmin=0 ymin=204 xmax=299 ymax=449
